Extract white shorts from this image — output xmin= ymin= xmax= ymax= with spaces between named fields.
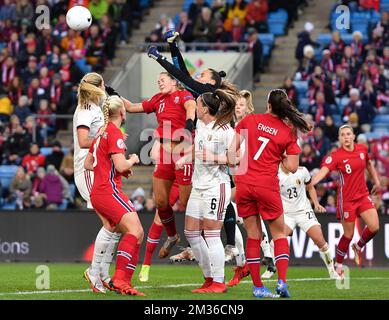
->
xmin=284 ymin=209 xmax=320 ymax=234
xmin=75 ymin=170 xmax=94 ymax=209
xmin=186 ymin=183 xmax=231 ymax=221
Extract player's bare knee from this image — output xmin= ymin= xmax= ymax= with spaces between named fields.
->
xmin=369 ymin=224 xmax=379 ymax=234
xmin=155 ymin=198 xmax=169 ymax=209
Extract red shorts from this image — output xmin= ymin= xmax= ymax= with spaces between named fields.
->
xmin=154 ymin=146 xmax=193 ymax=185
xmin=235 ymin=182 xmax=283 ymax=220
xmin=169 ymin=182 xmax=180 ymax=206
xmin=337 ymin=194 xmax=375 ymax=222
xmin=91 ymin=192 xmax=136 ymax=227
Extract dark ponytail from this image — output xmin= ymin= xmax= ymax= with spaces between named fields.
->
xmin=201 ymin=89 xmax=237 ymax=129
xmin=208 ymin=68 xmax=226 ymax=88
xmin=268 ymin=89 xmax=312 ymax=134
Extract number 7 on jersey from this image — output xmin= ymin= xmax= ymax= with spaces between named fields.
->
xmin=254 ymin=136 xmax=270 ymax=160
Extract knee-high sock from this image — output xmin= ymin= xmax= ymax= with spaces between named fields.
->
xmin=274 ymin=238 xmax=290 ymax=283
xmin=204 ymin=230 xmax=225 ymax=283
xmin=356 ymin=227 xmax=377 ymax=250
xmin=246 ymin=238 xmax=262 ymax=287
xmin=113 ymin=234 xmax=138 ymax=283
xmin=158 ymin=206 xmax=177 ymax=237
xmin=224 ymin=203 xmax=236 ymax=246
xmin=100 ymin=232 xmax=122 ymax=281
xmin=319 ymin=243 xmax=335 ymax=271
xmin=235 ymin=225 xmax=246 ymax=267
xmin=90 ymin=227 xmax=113 ymax=276
xmin=185 ymin=230 xmax=212 ymax=278
xmin=260 ymin=220 xmax=272 ymax=258
xmin=336 ymin=235 xmax=352 ymax=265
xmin=143 ymin=222 xmax=164 ymax=265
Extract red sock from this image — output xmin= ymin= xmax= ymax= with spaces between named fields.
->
xmin=246 ymin=238 xmax=262 ymax=287
xmin=336 ymin=235 xmax=352 ymax=264
xmin=274 ymin=238 xmax=289 ymax=283
xmin=113 ymin=234 xmax=138 ymax=283
xmin=158 ymin=206 xmax=176 ymax=237
xmin=357 ymin=227 xmax=377 ymax=249
xmin=143 ymin=222 xmax=163 ymax=265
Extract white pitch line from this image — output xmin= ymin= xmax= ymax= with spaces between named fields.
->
xmin=0 ymin=277 xmax=388 ymax=296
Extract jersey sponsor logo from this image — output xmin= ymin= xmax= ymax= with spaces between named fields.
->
xmin=360 ymin=153 xmax=365 ymax=160
xmin=116 ymin=138 xmax=126 ymax=149
xmin=343 ymin=159 xmax=349 ymax=163
xmin=344 ymin=211 xmax=349 ymax=219
xmin=325 ymin=156 xmax=332 ymax=164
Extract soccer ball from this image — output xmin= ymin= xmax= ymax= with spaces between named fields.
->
xmin=66 ymin=6 xmax=92 ymax=31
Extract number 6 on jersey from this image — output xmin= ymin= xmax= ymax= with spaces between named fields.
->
xmin=254 ymin=136 xmax=270 ymax=160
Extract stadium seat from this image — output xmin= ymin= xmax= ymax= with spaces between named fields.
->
xmin=1 ymin=200 xmax=16 ymax=210
xmin=381 ymin=3 xmax=389 ymax=12
xmin=268 ymin=22 xmax=286 ymax=36
xmin=258 ymin=34 xmax=274 ymax=58
xmin=341 ymin=33 xmax=354 ymax=45
xmin=75 ymin=59 xmax=92 ymax=74
xmin=293 ymin=81 xmax=308 ymax=96
xmin=58 ymin=199 xmax=69 ymax=210
xmin=332 ymin=114 xmax=342 ymax=126
xmin=0 ymin=165 xmax=18 ymax=191
xmin=40 ymin=147 xmax=53 ymax=156
xmin=316 ymin=33 xmax=332 ymax=47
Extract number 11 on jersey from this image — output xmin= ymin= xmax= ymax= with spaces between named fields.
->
xmin=254 ymin=136 xmax=270 ymax=160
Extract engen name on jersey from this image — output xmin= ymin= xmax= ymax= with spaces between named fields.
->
xmin=258 ymin=123 xmax=278 ymax=136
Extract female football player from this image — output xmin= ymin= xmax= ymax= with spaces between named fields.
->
xmin=85 ymin=96 xmax=144 ymax=296
xmin=310 ymin=124 xmax=381 ymax=277
xmin=228 ymin=89 xmax=312 ymax=298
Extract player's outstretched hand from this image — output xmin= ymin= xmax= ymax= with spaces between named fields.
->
xmin=371 ymin=183 xmax=382 ymax=196
xmin=105 ymin=85 xmax=120 ymax=97
xmin=128 ymin=154 xmax=140 ymax=165
xmin=314 ymin=204 xmax=326 ymax=213
xmin=147 ymin=46 xmax=162 ymax=60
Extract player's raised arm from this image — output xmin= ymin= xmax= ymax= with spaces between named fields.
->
xmin=111 ymin=153 xmax=139 ymax=173
xmin=122 ymin=98 xmax=145 ymax=113
xmin=309 ymin=166 xmax=330 ymax=187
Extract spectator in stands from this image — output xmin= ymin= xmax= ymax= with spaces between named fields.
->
xmin=24 ymin=115 xmax=44 ymax=147
xmin=36 ymin=99 xmax=55 ymax=145
xmin=323 ymin=115 xmax=338 ymax=143
xmin=108 ymin=0 xmax=133 ymax=44
xmin=139 ymin=197 xmax=156 ymax=215
xmin=60 ymin=146 xmax=74 ymax=184
xmin=212 ymin=0 xmax=228 ymax=22
xmin=341 ymin=45 xmax=359 ymax=77
xmin=281 ymin=76 xmax=298 ymax=107
xmin=13 ymin=95 xmax=32 ymax=124
xmin=39 ymin=164 xmax=63 ymax=209
xmin=52 ymin=14 xmax=68 ymax=39
xmin=245 ymin=0 xmax=268 ymax=33
xmin=45 ymin=141 xmax=64 ymax=171
xmin=308 ymin=125 xmax=331 ymax=157
xmin=85 ymin=25 xmax=105 ymax=71
xmin=28 ymin=78 xmax=49 ymax=112
xmin=2 ymin=123 xmax=31 ymax=165
xmin=214 ymin=20 xmax=233 ymax=48
xmin=15 ymin=0 xmax=34 ymax=26
xmin=321 ymin=49 xmax=334 ymax=77
xmin=89 ymin=0 xmax=109 ymax=21
xmin=176 ymin=11 xmax=194 ymax=43
xmin=37 ymin=27 xmax=55 ymax=58
xmin=60 ymin=29 xmax=85 ymax=61
xmin=188 ymin=0 xmax=210 ymax=24
xmin=296 ymin=45 xmax=317 ymax=81
xmin=152 ymin=14 xmax=175 ymax=43
xmin=300 ymin=143 xmax=320 ymax=172
xmin=295 ymin=22 xmax=319 ymax=64
xmin=332 ymin=65 xmax=350 ymax=98
xmin=22 ymin=56 xmax=39 ymax=87
xmin=8 ymin=32 xmax=22 ymax=61
xmin=0 ymin=86 xmax=13 ymax=123
xmin=224 ymin=0 xmax=247 ymax=33
xmin=131 ymin=187 xmax=146 ymax=211
xmin=361 ymin=79 xmax=378 ymax=108
xmin=22 ymin=143 xmax=46 ymax=175
xmin=308 ymin=91 xmax=333 ymax=124
xmin=247 ymin=27 xmax=262 ymax=82
xmin=9 ymin=166 xmax=31 ymax=210
xmin=50 ymin=74 xmax=74 ymax=128
xmin=325 ymin=194 xmax=337 ymax=214
xmin=1 ymin=56 xmax=16 ymax=87
xmin=343 ymin=88 xmax=375 ymax=130
xmin=308 ymin=74 xmax=336 ymax=106
xmin=100 ymin=14 xmax=117 ymax=65
xmin=47 ymin=45 xmax=62 ymax=72
xmin=57 ymin=53 xmax=83 ymax=87
xmin=9 ymin=114 xmax=20 ymax=134
xmin=39 ymin=67 xmax=51 ymax=90
xmin=353 ymin=63 xmax=371 ymax=91
xmin=351 ymin=31 xmax=364 ymax=58
xmin=31 ymin=166 xmax=45 ymax=202
xmin=7 ymin=76 xmax=24 ymax=106
xmin=56 ymin=166 xmax=73 ymax=207
xmin=373 ymin=11 xmax=389 ymax=46
xmin=347 ymin=112 xmax=363 ymax=137
xmin=0 ymin=0 xmax=16 ymax=24
xmin=193 ymin=7 xmax=219 ymax=43
xmin=328 ymin=31 xmax=345 ymax=66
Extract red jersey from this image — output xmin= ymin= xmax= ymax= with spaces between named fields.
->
xmin=235 ymin=113 xmax=301 ymax=187
xmin=142 ymin=90 xmax=194 ymax=140
xmin=321 ymin=143 xmax=371 ymax=202
xmin=89 ymin=122 xmax=126 ymax=195
xmin=22 ymin=153 xmax=46 ymax=174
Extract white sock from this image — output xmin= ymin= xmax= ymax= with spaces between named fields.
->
xmin=100 ymin=232 xmax=121 ymax=281
xmin=90 ymin=227 xmax=113 ymax=276
xmin=185 ymin=230 xmax=212 ymax=278
xmin=260 ymin=220 xmax=272 ymax=258
xmin=204 ymin=230 xmax=225 ymax=283
xmin=319 ymin=243 xmax=335 ymax=271
xmin=269 ymin=239 xmax=275 ymax=260
xmin=235 ymin=224 xmax=246 ymax=267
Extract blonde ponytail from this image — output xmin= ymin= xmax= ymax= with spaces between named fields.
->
xmin=77 ymin=72 xmax=106 ymax=108
xmin=240 ymin=90 xmax=254 ymax=114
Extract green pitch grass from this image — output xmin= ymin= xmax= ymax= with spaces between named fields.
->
xmin=0 ymin=263 xmax=388 ymax=300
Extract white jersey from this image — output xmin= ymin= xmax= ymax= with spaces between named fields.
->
xmin=192 ymin=120 xmax=234 ymax=189
xmin=278 ymin=166 xmax=312 ymax=213
xmin=73 ymin=102 xmax=104 ymax=176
